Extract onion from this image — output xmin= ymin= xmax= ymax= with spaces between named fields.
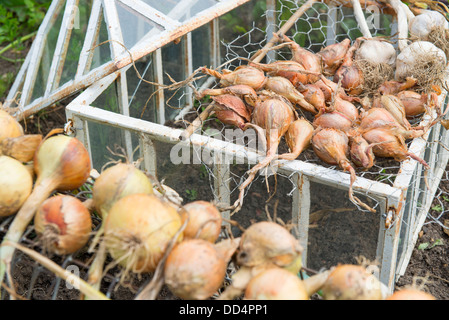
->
xmin=296 ymin=83 xmax=326 ymax=111
xmin=236 ymin=221 xmax=303 ymax=273
xmin=180 ymin=200 xmax=222 ymax=243
xmin=312 ymin=128 xmax=375 ymax=212
xmin=104 ymin=193 xmax=182 ymax=276
xmin=378 ymin=77 xmax=418 ymax=95
xmin=332 ymin=96 xmax=359 ymax=121
xmin=397 ymin=90 xmax=435 ymax=117
xmin=211 ymin=94 xmax=251 ymax=129
xmin=0 ymin=109 xmax=23 ymax=143
xmin=244 ymin=267 xmax=308 ymax=300
xmin=314 ymin=76 xmax=361 ymax=104
xmin=321 ymin=264 xmax=383 ymax=300
xmin=1 ymin=134 xmax=43 ymax=163
xmin=197 ymin=85 xmax=258 ymax=109
xmin=317 ymin=38 xmax=351 ymax=75
xmin=386 ymin=288 xmax=436 ymax=300
xmin=200 ymin=66 xmax=266 ymax=90
xmin=277 ymin=118 xmax=314 ymax=161
xmin=0 ymin=134 xmax=91 ymax=285
xmin=0 ymin=156 xmax=33 ymax=217
xmin=264 ymin=76 xmax=317 ymax=114
xmin=334 ymin=43 xmax=364 ymax=96
xmin=349 ymin=133 xmax=375 ymax=170
xmin=313 ymin=110 xmax=354 ymax=132
xmin=34 ymin=195 xmax=92 ymax=255
xmin=249 ymin=60 xmax=309 ymax=87
xmin=164 ymin=239 xmax=227 ymax=300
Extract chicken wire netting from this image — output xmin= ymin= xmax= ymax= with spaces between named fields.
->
xmin=1 ymin=0 xmax=449 ymax=300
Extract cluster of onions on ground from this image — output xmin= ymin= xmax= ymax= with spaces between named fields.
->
xmin=183 ymin=1 xmax=449 ymax=214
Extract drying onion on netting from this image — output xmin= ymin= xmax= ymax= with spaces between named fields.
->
xmin=312 ymin=128 xmax=375 ymax=212
xmin=386 ymin=288 xmax=436 ymax=300
xmin=296 ymin=83 xmax=326 ymax=111
xmin=196 ymin=84 xmax=259 ymax=109
xmin=355 ymin=38 xmax=397 ymax=68
xmin=378 ymin=77 xmax=418 ymax=95
xmin=244 ymin=266 xmax=308 ymax=300
xmin=409 ymin=10 xmax=449 ymax=56
xmin=0 ymin=133 xmax=91 ymax=285
xmin=277 ymin=118 xmax=314 ymax=161
xmin=0 ymin=109 xmax=23 ymax=143
xmin=233 ymin=98 xmax=295 ymax=212
xmin=180 ymin=200 xmax=222 ymax=243
xmin=333 ymin=42 xmax=364 ymax=96
xmin=236 ymin=221 xmax=303 ymax=273
xmin=331 ymin=96 xmax=359 ymax=121
xmin=200 ymin=65 xmax=266 ymax=90
xmin=0 ymin=155 xmax=33 ymax=217
xmin=321 ymin=264 xmax=383 ymax=300
xmin=104 ymin=193 xmax=182 ymax=278
xmin=314 ymin=75 xmax=361 ymax=104
xmin=397 ymin=90 xmax=437 ymax=118
xmin=211 ymin=94 xmax=251 ymax=130
xmin=394 ymin=41 xmax=447 ymax=90
xmin=0 ymin=134 xmax=43 ymax=163
xmin=249 ymin=60 xmax=309 ymax=87
xmin=361 ymin=127 xmax=430 ymax=168
xmin=317 ymin=38 xmax=351 ymax=75
xmin=34 ymin=195 xmax=92 ymax=255
xmin=313 ymin=110 xmax=354 ymax=132
xmin=263 ymin=76 xmax=317 ymax=114
xmin=164 ymin=239 xmax=227 ymax=300
xmin=349 ymin=133 xmax=376 ymax=170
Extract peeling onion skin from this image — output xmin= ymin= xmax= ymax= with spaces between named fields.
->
xmin=349 ymin=134 xmax=375 ymax=170
xmin=0 ymin=156 xmax=33 ymax=217
xmin=317 ymin=38 xmax=351 ymax=75
xmin=180 ymin=201 xmax=222 ymax=243
xmin=200 ymin=66 xmax=267 ymax=90
xmin=386 ymin=288 xmax=436 ymax=300
xmin=34 ymin=195 xmax=92 ymax=255
xmin=164 ymin=239 xmax=227 ymax=300
xmin=244 ymin=267 xmax=309 ymax=300
xmin=321 ymin=264 xmax=383 ymax=300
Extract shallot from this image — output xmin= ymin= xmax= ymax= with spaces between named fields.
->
xmin=180 ymin=200 xmax=222 ymax=243
xmin=317 ymin=38 xmax=351 ymax=75
xmin=277 ymin=118 xmax=314 ymax=161
xmin=200 ymin=65 xmax=266 ymax=90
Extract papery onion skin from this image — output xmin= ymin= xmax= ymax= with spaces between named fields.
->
xmin=396 ymin=90 xmax=428 ymax=117
xmin=93 ymin=162 xmax=154 ymax=219
xmin=386 ymin=288 xmax=436 ymax=300
xmin=180 ymin=201 xmax=222 ymax=243
xmin=0 ymin=109 xmax=23 ymax=143
xmin=321 ymin=264 xmax=383 ymax=300
xmin=104 ymin=193 xmax=183 ymax=273
xmin=244 ymin=267 xmax=309 ymax=300
xmin=164 ymin=239 xmax=227 ymax=300
xmin=409 ymin=10 xmax=449 ymax=40
xmin=200 ymin=66 xmax=267 ymax=90
xmin=34 ymin=195 xmax=92 ymax=255
xmin=317 ymin=38 xmax=351 ymax=75
xmin=0 ymin=156 xmax=33 ymax=217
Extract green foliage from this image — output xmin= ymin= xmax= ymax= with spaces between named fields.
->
xmin=185 ymin=188 xmax=198 ymax=201
xmin=0 ymin=72 xmax=15 ymax=97
xmin=418 ymin=238 xmax=444 ymax=250
xmin=0 ymin=0 xmax=51 ymax=47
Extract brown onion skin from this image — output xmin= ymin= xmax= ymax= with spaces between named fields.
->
xmin=349 ymin=134 xmax=375 ymax=169
xmin=34 ymin=195 xmax=92 ymax=255
xmin=180 ymin=201 xmax=222 ymax=243
xmin=386 ymin=289 xmax=436 ymax=300
xmin=313 ymin=110 xmax=354 ymax=132
xmin=321 ymin=264 xmax=383 ymax=300
xmin=377 ymin=77 xmax=417 ymax=95
xmin=362 ymin=128 xmax=411 ymax=162
xmin=201 ymin=66 xmax=267 ymax=90
xmin=296 ymin=83 xmax=326 ymax=111
xmin=244 ymin=267 xmax=309 ymax=300
xmin=333 ymin=44 xmax=364 ymax=96
xmin=249 ymin=61 xmax=308 ymax=87
xmin=312 ymin=128 xmax=350 ymax=165
xmin=279 ymin=118 xmax=314 ymax=161
xmin=396 ymin=90 xmax=428 ymax=117
xmin=164 ymin=239 xmax=227 ymax=300
xmin=279 ymin=34 xmax=322 ymax=76
xmin=212 ymin=94 xmax=251 ymax=129
xmin=317 ymin=38 xmax=351 ymax=75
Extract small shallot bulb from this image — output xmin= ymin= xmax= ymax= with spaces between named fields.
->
xmin=244 ymin=267 xmax=309 ymax=300
xmin=34 ymin=195 xmax=92 ymax=255
xmin=180 ymin=201 xmax=222 ymax=243
xmin=212 ymin=94 xmax=251 ymax=129
xmin=164 ymin=239 xmax=227 ymax=300
xmin=321 ymin=264 xmax=383 ymax=300
xmin=317 ymin=38 xmax=351 ymax=74
xmin=278 ymin=118 xmax=314 ymax=161
xmin=236 ymin=221 xmax=303 ymax=273
xmin=0 ymin=156 xmax=33 ymax=217
xmin=104 ymin=193 xmax=182 ymax=275
xmin=386 ymin=288 xmax=436 ymax=300
xmin=200 ymin=66 xmax=266 ymax=90
xmin=0 ymin=109 xmax=23 ymax=143
xmin=93 ymin=162 xmax=153 ymax=219
xmin=396 ymin=90 xmax=433 ymax=117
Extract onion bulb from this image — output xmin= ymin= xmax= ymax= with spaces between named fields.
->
xmin=0 ymin=156 xmax=33 ymax=217
xmin=164 ymin=239 xmax=227 ymax=300
xmin=0 ymin=134 xmax=91 ymax=285
xmin=200 ymin=66 xmax=266 ymax=90
xmin=0 ymin=109 xmax=23 ymax=143
xmin=244 ymin=267 xmax=308 ymax=300
xmin=321 ymin=264 xmax=383 ymax=300
xmin=180 ymin=201 xmax=222 ymax=243
xmin=34 ymin=195 xmax=92 ymax=255
xmin=409 ymin=10 xmax=449 ymax=41
xmin=386 ymin=288 xmax=436 ymax=300
xmin=104 ymin=193 xmax=182 ymax=276
xmin=355 ymin=39 xmax=397 ymax=67
xmin=236 ymin=221 xmax=303 ymax=273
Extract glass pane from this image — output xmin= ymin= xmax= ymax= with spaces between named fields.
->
xmin=191 ymin=24 xmax=211 ymax=87
xmin=142 ymin=0 xmax=219 ymax=22
xmin=90 ymin=81 xmax=119 ymax=112
xmin=89 ymin=7 xmax=111 ymax=71
xmin=31 ymin=2 xmax=66 ymax=102
xmin=59 ymin=1 xmax=93 ymax=86
xmin=306 ymin=181 xmax=380 ymax=270
xmin=116 ymin=1 xmax=157 ymax=50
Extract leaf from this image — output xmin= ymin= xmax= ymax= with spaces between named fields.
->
xmin=429 ymin=239 xmax=444 ymax=248
xmin=418 ymin=242 xmax=429 ymax=250
xmin=431 ymin=205 xmax=443 ymax=213
xmin=414 ymin=2 xmax=428 ymax=9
